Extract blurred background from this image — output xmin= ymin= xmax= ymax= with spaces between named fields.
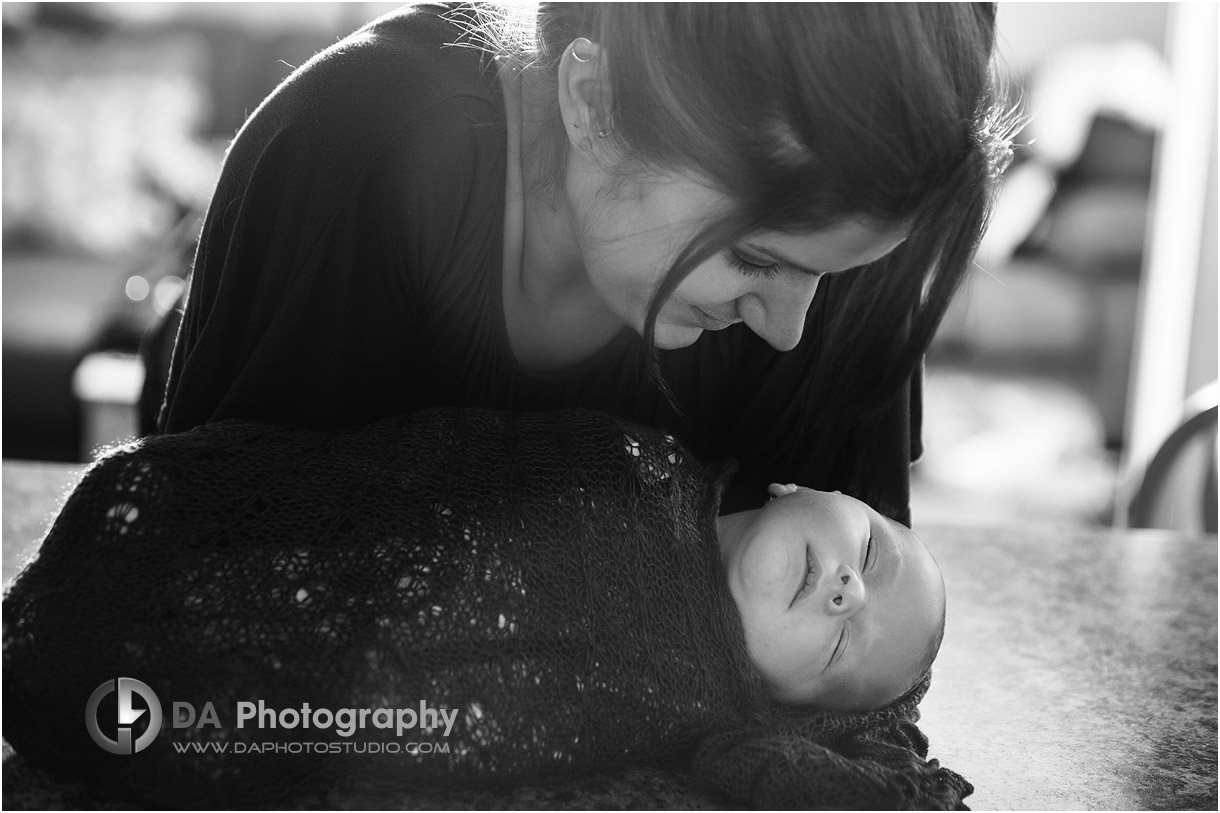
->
xmin=2 ymin=2 xmax=1216 ymax=530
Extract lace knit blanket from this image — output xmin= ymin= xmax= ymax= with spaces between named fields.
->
xmin=3 ymin=408 xmax=970 ymax=809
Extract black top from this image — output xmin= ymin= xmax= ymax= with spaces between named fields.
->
xmin=162 ymin=3 xmax=921 ymax=519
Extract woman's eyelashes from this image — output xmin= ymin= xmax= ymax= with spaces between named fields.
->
xmin=725 ymin=247 xmax=782 ymax=279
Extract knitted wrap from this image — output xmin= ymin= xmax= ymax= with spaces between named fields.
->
xmin=3 ymin=408 xmax=971 ymax=809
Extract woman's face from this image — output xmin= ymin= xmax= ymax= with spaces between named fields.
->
xmin=565 ymin=163 xmax=909 ymax=352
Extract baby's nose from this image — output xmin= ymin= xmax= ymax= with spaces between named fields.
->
xmin=827 ymin=565 xmax=866 ymax=615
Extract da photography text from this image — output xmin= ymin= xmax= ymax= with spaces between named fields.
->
xmin=177 ymin=698 xmax=459 ymax=738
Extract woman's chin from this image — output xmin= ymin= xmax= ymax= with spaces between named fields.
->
xmin=650 ymin=323 xmax=705 ymax=350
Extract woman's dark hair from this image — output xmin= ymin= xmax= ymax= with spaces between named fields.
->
xmin=461 ymin=2 xmax=1015 ymax=428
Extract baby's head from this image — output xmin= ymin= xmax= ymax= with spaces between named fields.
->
xmin=718 ymin=484 xmax=945 ymax=711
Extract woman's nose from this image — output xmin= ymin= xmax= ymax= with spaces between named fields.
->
xmin=826 ymin=565 xmax=866 ymax=615
xmin=746 ymin=276 xmax=822 ymax=352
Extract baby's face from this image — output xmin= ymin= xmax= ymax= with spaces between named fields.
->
xmin=721 ymin=485 xmax=945 ymax=711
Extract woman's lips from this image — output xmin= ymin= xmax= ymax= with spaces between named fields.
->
xmin=694 ymin=307 xmax=739 ymax=330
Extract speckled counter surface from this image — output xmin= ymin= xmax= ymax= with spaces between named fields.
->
xmin=919 ymin=522 xmax=1217 ymax=810
xmin=3 ymin=461 xmax=1216 ymax=810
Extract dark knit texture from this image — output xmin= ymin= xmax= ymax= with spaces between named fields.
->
xmin=3 ymin=408 xmax=970 ymax=809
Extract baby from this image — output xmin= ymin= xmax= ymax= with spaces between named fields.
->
xmin=719 ymin=483 xmax=946 ymax=712
xmin=3 ymin=408 xmax=955 ymax=808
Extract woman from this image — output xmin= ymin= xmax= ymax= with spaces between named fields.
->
xmin=152 ymin=2 xmax=1012 ymax=517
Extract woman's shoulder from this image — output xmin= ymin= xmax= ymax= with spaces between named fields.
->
xmin=213 ymin=2 xmax=506 ymax=229
xmin=263 ymin=3 xmax=500 ymax=129
xmin=320 ymin=5 xmax=489 ymax=86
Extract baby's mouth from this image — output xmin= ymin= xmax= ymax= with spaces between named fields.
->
xmin=789 ymin=546 xmax=814 ymax=608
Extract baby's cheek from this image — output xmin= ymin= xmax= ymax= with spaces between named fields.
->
xmin=739 ymin=538 xmax=791 ymax=595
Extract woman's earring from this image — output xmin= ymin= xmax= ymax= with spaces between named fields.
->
xmin=570 ymin=37 xmax=595 ymax=63
xmin=596 ymin=127 xmax=613 ymax=139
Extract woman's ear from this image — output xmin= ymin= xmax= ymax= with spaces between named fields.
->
xmin=558 ymin=37 xmax=613 ymax=151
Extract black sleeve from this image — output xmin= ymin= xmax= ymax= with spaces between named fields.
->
xmin=161 ymin=6 xmax=503 ymax=432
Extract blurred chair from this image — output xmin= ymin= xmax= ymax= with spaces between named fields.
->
xmin=1117 ymin=382 xmax=1218 ymax=533
xmin=933 ymin=40 xmax=1169 ymax=451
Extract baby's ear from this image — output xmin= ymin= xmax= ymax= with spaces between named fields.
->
xmin=767 ymin=483 xmax=801 ymax=498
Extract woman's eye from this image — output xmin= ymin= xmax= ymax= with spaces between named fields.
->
xmin=726 ymin=248 xmax=782 ymax=279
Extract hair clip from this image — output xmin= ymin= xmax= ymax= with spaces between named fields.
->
xmin=974 ymin=108 xmax=1020 ymax=180
xmin=989 ymin=139 xmax=1015 ymax=177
